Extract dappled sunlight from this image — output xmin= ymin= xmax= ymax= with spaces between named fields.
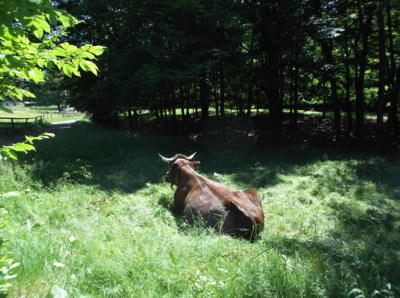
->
xmin=258 ymin=158 xmax=400 ymax=296
xmin=2 ymin=123 xmax=400 ymax=297
xmin=230 ymin=166 xmax=284 ymax=189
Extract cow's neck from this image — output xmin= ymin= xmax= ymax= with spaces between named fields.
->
xmin=173 ymin=166 xmax=202 ymax=213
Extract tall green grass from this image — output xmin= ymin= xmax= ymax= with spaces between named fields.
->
xmin=1 ymin=122 xmax=399 ymax=297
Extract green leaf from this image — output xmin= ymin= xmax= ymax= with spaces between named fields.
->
xmin=79 ymin=60 xmax=90 ymax=71
xmin=53 ymin=47 xmax=67 ymax=57
xmin=46 ymin=11 xmax=59 ymax=26
xmin=89 ymin=46 xmax=106 ymax=56
xmin=54 ymin=60 xmax=66 ymax=70
xmin=25 ymin=136 xmax=35 ymax=144
xmin=28 ymin=68 xmax=45 ymax=83
xmin=36 ymin=17 xmax=51 ymax=33
xmin=0 ymin=148 xmax=17 ymax=160
xmin=37 ymin=58 xmax=46 ymax=67
xmin=0 ymin=105 xmax=13 ymax=114
xmin=79 ymin=51 xmax=95 ymax=59
xmin=80 ymin=44 xmax=91 ymax=52
xmin=60 ymin=42 xmax=71 ymax=50
xmin=62 ymin=64 xmax=75 ymax=77
xmin=72 ymin=67 xmax=81 ymax=77
xmin=86 ymin=61 xmax=98 ymax=76
xmin=25 ymin=132 xmax=55 ymax=143
xmin=59 ymin=14 xmax=74 ymax=28
xmin=10 ymin=88 xmax=25 ymax=100
xmin=42 ymin=132 xmax=55 ymax=138
xmin=45 ymin=60 xmax=54 ymax=70
xmin=33 ymin=26 xmax=44 ymax=39
xmin=60 ymin=42 xmax=78 ymax=54
xmin=21 ymin=89 xmax=36 ymax=98
xmin=14 ymin=143 xmax=36 ymax=152
xmin=0 ymin=0 xmax=103 ymax=103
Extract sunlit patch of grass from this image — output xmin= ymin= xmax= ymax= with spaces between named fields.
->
xmin=1 ymin=123 xmax=399 ymax=296
xmin=44 ymin=114 xmax=85 ymax=124
xmin=0 ymin=104 xmax=83 ymax=118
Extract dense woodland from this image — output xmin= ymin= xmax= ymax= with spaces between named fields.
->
xmin=40 ymin=0 xmax=400 ymax=148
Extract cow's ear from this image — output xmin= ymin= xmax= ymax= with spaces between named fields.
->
xmin=191 ymin=161 xmax=200 ymax=169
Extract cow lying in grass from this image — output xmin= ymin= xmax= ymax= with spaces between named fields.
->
xmin=159 ymin=153 xmax=264 ymax=239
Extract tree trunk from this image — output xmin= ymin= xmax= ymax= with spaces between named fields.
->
xmin=264 ymin=53 xmax=282 ymax=140
xmin=238 ymin=89 xmax=244 ymax=116
xmin=322 ymin=82 xmax=327 ymax=119
xmin=343 ymin=1 xmax=353 ymax=134
xmin=262 ymin=40 xmax=282 ymax=139
xmin=247 ymin=84 xmax=253 ymax=117
xmin=293 ymin=63 xmax=299 ymax=128
xmin=133 ymin=109 xmax=139 ymax=128
xmin=388 ymin=65 xmax=400 ymax=136
xmin=199 ymin=77 xmax=210 ymax=132
xmin=212 ymin=73 xmax=219 ymax=116
xmin=186 ymin=83 xmax=190 ymax=118
xmin=376 ymin=2 xmax=387 ymax=131
xmin=385 ymin=0 xmax=398 ymax=140
xmin=170 ymin=92 xmax=177 ymax=132
xmin=256 ymin=85 xmax=260 ymax=115
xmin=193 ymin=82 xmax=199 ymax=118
xmin=257 ymin=3 xmax=283 ymax=140
xmin=355 ymin=2 xmax=374 ymax=144
xmin=219 ymin=65 xmax=225 ymax=117
xmin=159 ymin=96 xmax=165 ymax=122
xmin=154 ymin=107 xmax=160 ymax=124
xmin=289 ymin=65 xmax=294 ymax=121
xmin=386 ymin=1 xmax=396 ymax=88
xmin=312 ymin=0 xmax=341 ymax=140
xmin=180 ymin=85 xmax=185 ymax=120
xmin=128 ymin=109 xmax=134 ymax=130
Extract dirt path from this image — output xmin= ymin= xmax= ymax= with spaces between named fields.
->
xmin=47 ymin=120 xmax=80 ymax=131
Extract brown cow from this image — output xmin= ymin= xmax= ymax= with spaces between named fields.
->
xmin=159 ymin=153 xmax=264 ymax=239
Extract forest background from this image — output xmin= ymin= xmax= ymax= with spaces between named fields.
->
xmin=29 ymin=0 xmax=400 ymax=150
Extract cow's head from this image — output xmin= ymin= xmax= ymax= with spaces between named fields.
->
xmin=159 ymin=153 xmax=200 ymax=186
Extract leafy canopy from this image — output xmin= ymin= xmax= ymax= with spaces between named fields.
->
xmin=0 ymin=0 xmax=105 ymax=108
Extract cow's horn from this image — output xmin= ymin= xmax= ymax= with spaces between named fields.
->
xmin=159 ymin=154 xmax=174 ymax=163
xmin=186 ymin=152 xmax=197 ymax=160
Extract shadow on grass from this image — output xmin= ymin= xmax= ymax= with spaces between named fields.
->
xmin=354 ymin=158 xmax=400 ymax=200
xmin=20 ymin=122 xmax=400 ymax=295
xmin=27 ymin=122 xmax=325 ymax=193
xmin=256 ymin=156 xmax=400 ymax=296
xmin=28 ymin=122 xmax=400 ymax=193
xmin=262 ymin=235 xmax=399 ymax=296
xmin=27 ymin=122 xmax=193 ymax=192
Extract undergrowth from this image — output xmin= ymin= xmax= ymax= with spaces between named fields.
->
xmin=0 ymin=122 xmax=399 ymax=297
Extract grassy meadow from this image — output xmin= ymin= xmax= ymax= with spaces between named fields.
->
xmin=0 ymin=104 xmax=84 ymax=128
xmin=0 ymin=122 xmax=399 ymax=297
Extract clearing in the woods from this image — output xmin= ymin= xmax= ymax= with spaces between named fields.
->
xmin=1 ymin=121 xmax=399 ymax=297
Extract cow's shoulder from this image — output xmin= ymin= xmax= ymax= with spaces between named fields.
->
xmin=243 ymin=189 xmax=262 ymax=204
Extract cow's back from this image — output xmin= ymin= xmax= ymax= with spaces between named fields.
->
xmin=187 ymin=176 xmax=264 ymax=239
